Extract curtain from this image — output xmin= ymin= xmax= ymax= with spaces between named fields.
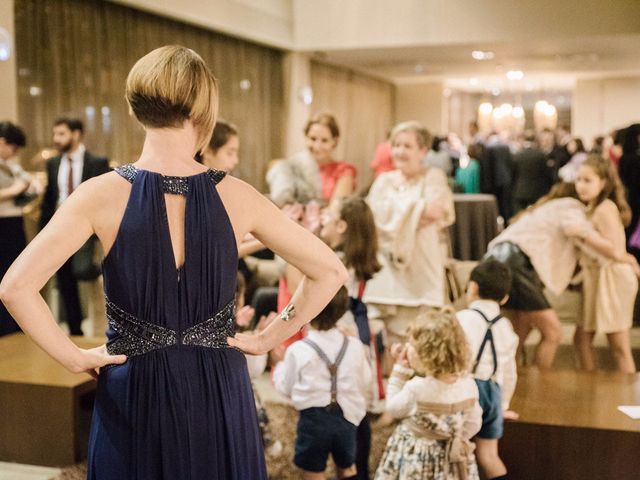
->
xmin=310 ymin=60 xmax=395 ymax=192
xmin=15 ymin=0 xmax=284 ymax=190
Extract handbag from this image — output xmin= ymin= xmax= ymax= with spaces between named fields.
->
xmin=72 ymin=235 xmax=102 ymax=281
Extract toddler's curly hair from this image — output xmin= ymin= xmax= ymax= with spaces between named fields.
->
xmin=408 ymin=306 xmax=470 ymax=377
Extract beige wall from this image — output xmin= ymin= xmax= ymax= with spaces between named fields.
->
xmin=573 ymin=76 xmax=640 ymax=146
xmin=282 ymin=52 xmax=312 ymax=156
xmin=0 ymin=0 xmax=17 ymax=122
xmin=395 ymin=82 xmax=444 ymax=134
xmin=111 ymin=0 xmax=294 ymax=48
xmin=293 ymin=0 xmax=640 ymax=50
xmin=309 ymin=61 xmax=395 ymax=190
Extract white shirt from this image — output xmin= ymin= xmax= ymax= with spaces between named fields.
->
xmin=57 ymin=144 xmax=85 ymax=205
xmin=457 ymin=300 xmax=519 ymax=410
xmin=273 ymin=328 xmax=372 ymax=426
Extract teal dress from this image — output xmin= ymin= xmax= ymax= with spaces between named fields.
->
xmin=455 ymin=159 xmax=480 ymax=194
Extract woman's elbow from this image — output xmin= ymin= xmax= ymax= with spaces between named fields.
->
xmin=332 ymin=260 xmax=349 ymax=286
xmin=0 ymin=277 xmax=17 ymax=308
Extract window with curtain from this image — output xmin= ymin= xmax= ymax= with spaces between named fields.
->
xmin=310 ymin=60 xmax=396 ymax=191
xmin=15 ymin=0 xmax=284 ymax=190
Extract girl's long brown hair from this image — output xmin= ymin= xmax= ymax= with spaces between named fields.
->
xmin=581 ymin=154 xmax=632 ymax=226
xmin=509 ymin=181 xmax=579 ymax=224
xmin=338 ymin=196 xmax=381 ymax=282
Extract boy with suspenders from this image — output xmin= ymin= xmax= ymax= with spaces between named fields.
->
xmin=457 ymin=260 xmax=519 ymax=480
xmin=274 ymin=286 xmax=372 ymax=479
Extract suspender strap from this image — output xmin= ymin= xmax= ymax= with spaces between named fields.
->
xmin=470 ymin=308 xmax=502 ymax=378
xmin=303 ymin=335 xmax=349 ymax=403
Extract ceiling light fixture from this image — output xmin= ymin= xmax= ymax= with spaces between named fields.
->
xmin=479 ymin=102 xmax=493 ymax=115
xmin=506 ymin=70 xmax=524 ymax=81
xmin=472 ymin=50 xmax=495 ymax=61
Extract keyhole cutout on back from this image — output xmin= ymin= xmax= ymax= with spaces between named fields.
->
xmin=163 ymin=193 xmax=187 ymax=271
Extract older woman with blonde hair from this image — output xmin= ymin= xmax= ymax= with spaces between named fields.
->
xmin=364 ymin=121 xmax=455 ymax=348
xmin=0 ymin=46 xmax=347 ymax=479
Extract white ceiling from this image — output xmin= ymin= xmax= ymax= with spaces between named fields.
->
xmin=112 ymin=0 xmax=640 ymax=92
xmin=310 ymin=33 xmax=640 ymax=90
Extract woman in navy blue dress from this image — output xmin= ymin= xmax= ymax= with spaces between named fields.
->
xmin=0 ymin=45 xmax=347 ymax=479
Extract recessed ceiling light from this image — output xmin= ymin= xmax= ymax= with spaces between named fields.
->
xmin=472 ymin=50 xmax=495 ymax=61
xmin=414 ymin=64 xmax=425 ymax=74
xmin=491 ymin=87 xmax=501 ymax=96
xmin=479 ymin=102 xmax=493 ymax=115
xmin=469 ymin=77 xmax=479 ymax=86
xmin=506 ymin=70 xmax=524 ymax=80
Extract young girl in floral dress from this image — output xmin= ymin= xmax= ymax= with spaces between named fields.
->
xmin=375 ymin=307 xmax=482 ymax=480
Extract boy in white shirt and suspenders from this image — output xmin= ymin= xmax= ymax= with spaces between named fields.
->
xmin=274 ymin=286 xmax=372 ymax=479
xmin=457 ymin=260 xmax=519 ymax=480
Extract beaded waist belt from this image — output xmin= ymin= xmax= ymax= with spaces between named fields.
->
xmin=105 ymin=298 xmax=235 ymax=357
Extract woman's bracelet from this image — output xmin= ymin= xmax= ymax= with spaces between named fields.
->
xmin=279 ymin=303 xmax=296 ymax=322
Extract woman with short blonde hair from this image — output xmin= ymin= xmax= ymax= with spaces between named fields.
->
xmin=0 ymin=45 xmax=347 ymax=479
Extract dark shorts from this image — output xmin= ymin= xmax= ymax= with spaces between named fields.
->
xmin=294 ymin=407 xmax=357 ymax=472
xmin=475 ymin=379 xmax=503 ymax=439
xmin=484 ymin=242 xmax=551 ymax=311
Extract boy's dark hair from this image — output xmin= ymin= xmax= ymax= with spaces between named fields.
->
xmin=54 ymin=117 xmax=84 ymax=134
xmin=0 ymin=122 xmax=26 ymax=147
xmin=470 ymin=260 xmax=512 ymax=302
xmin=310 ymin=286 xmax=349 ymax=331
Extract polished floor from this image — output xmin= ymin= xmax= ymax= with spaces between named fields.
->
xmin=0 ymin=462 xmax=60 ymax=480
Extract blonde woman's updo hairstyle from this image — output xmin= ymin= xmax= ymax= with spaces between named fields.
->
xmin=408 ymin=306 xmax=470 ymax=377
xmin=390 ymin=121 xmax=431 ymax=149
xmin=125 ymin=45 xmax=219 ymax=153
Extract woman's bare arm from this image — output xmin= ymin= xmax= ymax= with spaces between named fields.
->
xmin=238 ymin=236 xmax=265 ymax=258
xmin=219 ymin=177 xmax=348 ymax=354
xmin=580 ymin=202 xmax=630 ymax=261
xmin=330 ymin=171 xmax=355 ymax=204
xmin=0 ymin=178 xmax=28 ymax=201
xmin=0 ymin=175 xmax=127 ymax=375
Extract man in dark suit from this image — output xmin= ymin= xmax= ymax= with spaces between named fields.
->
xmin=39 ymin=117 xmax=110 ymax=335
xmin=512 ymin=131 xmax=555 ymax=215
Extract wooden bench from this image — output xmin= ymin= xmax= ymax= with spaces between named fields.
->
xmin=0 ymin=333 xmax=102 ymax=467
xmin=503 ymin=367 xmax=640 ymax=479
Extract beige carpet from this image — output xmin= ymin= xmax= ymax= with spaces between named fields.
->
xmin=56 ymin=403 xmax=395 ymax=480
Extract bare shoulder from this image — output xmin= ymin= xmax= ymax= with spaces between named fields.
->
xmin=592 ymin=199 xmax=621 ymax=223
xmin=215 ymin=174 xmax=258 ymax=200
xmin=72 ymin=171 xmax=131 ymax=209
xmin=215 ymin=175 xmax=267 ymax=215
xmin=215 ymin=175 xmax=271 ymax=239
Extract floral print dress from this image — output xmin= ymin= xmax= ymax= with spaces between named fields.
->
xmin=375 ymin=365 xmax=482 ymax=480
